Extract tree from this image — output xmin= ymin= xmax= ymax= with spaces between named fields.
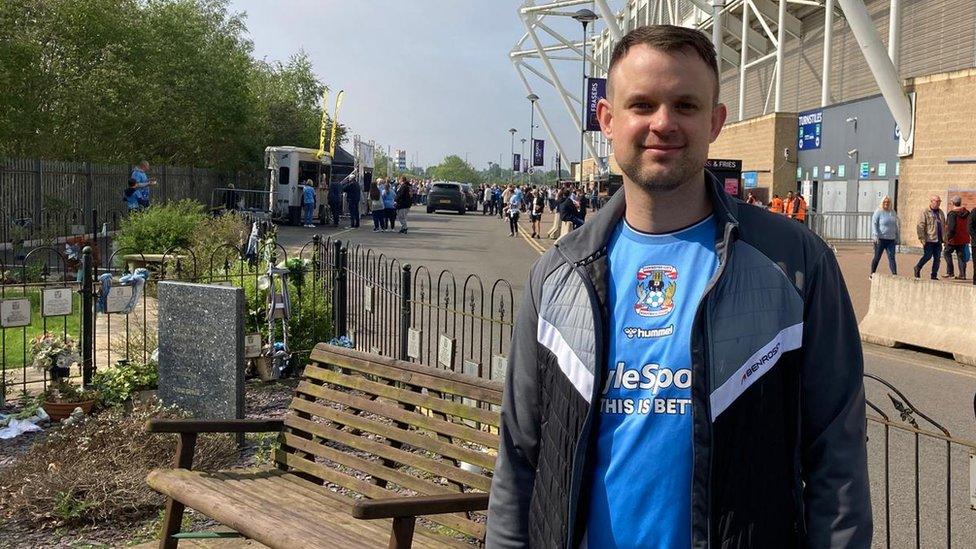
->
xmin=431 ymin=155 xmax=480 ymax=184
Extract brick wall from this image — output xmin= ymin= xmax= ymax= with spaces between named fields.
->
xmin=900 ymin=68 xmax=976 ymax=244
xmin=709 ymin=112 xmax=798 ymax=198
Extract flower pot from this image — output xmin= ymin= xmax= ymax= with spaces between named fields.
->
xmin=44 ymin=399 xmax=96 ymax=421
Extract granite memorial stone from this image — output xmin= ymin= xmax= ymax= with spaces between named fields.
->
xmin=157 ymin=281 xmax=244 ymax=421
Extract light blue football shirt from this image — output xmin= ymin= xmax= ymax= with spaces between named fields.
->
xmin=586 ymin=215 xmax=718 ymax=548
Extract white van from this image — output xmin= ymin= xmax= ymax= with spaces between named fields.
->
xmin=265 ymin=146 xmax=331 ymax=224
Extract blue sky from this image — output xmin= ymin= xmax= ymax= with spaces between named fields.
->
xmin=227 ymin=1 xmax=597 ymax=170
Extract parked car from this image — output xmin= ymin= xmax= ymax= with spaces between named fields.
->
xmin=426 ymin=182 xmax=467 ymax=214
xmin=460 ymin=183 xmax=478 ymax=211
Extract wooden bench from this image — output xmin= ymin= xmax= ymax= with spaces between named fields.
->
xmin=146 ymin=343 xmax=502 ymax=548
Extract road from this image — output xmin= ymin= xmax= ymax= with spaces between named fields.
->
xmin=278 ymin=205 xmax=976 ymax=547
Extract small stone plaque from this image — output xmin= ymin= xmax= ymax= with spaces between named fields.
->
xmin=105 ymin=285 xmax=134 ymax=314
xmin=244 ymin=334 xmax=262 ymax=358
xmin=157 ymin=281 xmax=244 ymax=422
xmin=364 ymin=285 xmax=374 ymax=313
xmin=437 ymin=334 xmax=455 ymax=368
xmin=490 ymin=355 xmax=508 ymax=412
xmin=0 ymin=299 xmax=30 ymax=327
xmin=42 ymin=288 xmax=73 ymax=317
xmin=407 ymin=328 xmax=421 ymax=359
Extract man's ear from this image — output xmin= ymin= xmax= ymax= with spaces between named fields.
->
xmin=710 ymin=103 xmax=728 ymax=143
xmin=596 ymin=97 xmax=614 ymax=140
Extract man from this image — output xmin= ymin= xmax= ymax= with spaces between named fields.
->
xmin=943 ymin=196 xmax=970 ymax=279
xmin=130 ymin=160 xmax=156 ymax=208
xmin=790 ymin=192 xmax=808 ymax=224
xmin=784 ymin=190 xmax=796 ymax=219
xmin=487 ymin=25 xmax=871 ymax=548
xmin=301 ymin=179 xmax=316 ymax=228
xmin=395 ymin=176 xmax=413 ymax=234
xmin=483 ymin=184 xmax=493 ymax=215
xmin=769 ymin=193 xmax=784 ymax=214
xmin=342 ymin=174 xmax=362 ymax=228
xmin=914 ymin=195 xmax=946 ymax=280
xmin=327 ymin=175 xmax=344 ymax=226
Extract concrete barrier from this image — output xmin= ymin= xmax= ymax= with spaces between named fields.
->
xmin=859 ymin=274 xmax=976 ymax=366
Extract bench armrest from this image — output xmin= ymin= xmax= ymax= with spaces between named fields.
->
xmin=351 ymin=493 xmax=489 ymax=520
xmin=147 ymin=419 xmax=284 ymax=434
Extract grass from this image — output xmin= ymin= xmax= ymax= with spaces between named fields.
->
xmin=0 ymin=288 xmax=82 ymax=371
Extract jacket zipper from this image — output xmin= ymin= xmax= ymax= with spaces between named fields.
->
xmin=690 ymin=221 xmax=737 ymax=548
xmin=555 ymin=244 xmax=606 ymax=549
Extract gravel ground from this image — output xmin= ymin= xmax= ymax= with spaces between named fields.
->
xmin=0 ymin=378 xmax=298 ymax=548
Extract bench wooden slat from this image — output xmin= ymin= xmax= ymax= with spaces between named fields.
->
xmin=310 ymin=345 xmax=503 ymax=404
xmin=287 ymin=397 xmax=497 ymax=471
xmin=148 ymin=469 xmax=463 ymax=548
xmin=296 ymin=380 xmax=499 ymax=449
xmin=276 ymin=450 xmax=486 ymax=540
xmin=304 ymin=365 xmax=500 ymax=427
xmin=282 ymin=416 xmax=492 ymax=492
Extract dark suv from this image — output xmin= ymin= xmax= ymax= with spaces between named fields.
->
xmin=426 ymin=182 xmax=467 ymax=214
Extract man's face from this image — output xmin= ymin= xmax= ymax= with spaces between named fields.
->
xmin=930 ymin=196 xmax=941 ymax=209
xmin=597 ymin=44 xmax=726 ymax=192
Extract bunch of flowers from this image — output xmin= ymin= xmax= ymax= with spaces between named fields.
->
xmin=30 ymin=333 xmax=81 ymax=378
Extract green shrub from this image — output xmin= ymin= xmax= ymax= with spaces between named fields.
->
xmin=114 ymin=200 xmax=206 ymax=256
xmin=92 ymin=359 xmax=159 ymax=408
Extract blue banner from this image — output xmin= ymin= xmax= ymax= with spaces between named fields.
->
xmin=586 ymin=77 xmax=606 ymax=131
xmin=797 ymin=110 xmax=823 ymax=150
xmin=532 ymin=139 xmax=545 ymax=167
xmin=513 ymin=153 xmax=521 ymax=172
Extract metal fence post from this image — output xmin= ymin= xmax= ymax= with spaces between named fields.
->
xmin=333 ymin=242 xmax=348 ymax=338
xmin=399 ymin=264 xmax=412 ymax=360
xmin=80 ymin=246 xmax=95 ymax=388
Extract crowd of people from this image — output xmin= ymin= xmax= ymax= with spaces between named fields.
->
xmin=476 ymin=181 xmax=600 ymax=239
xmin=906 ymin=194 xmax=975 ymax=284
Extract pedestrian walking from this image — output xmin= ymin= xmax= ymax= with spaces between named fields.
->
xmin=370 ymin=180 xmax=386 ymax=232
xmin=483 ymin=185 xmax=493 ymax=215
xmin=506 ymin=196 xmax=520 ymax=237
xmin=342 ymin=174 xmax=362 ymax=228
xmin=914 ymin=195 xmax=945 ymax=279
xmin=530 ymin=189 xmax=545 ymax=238
xmin=870 ymin=196 xmax=899 ymax=276
xmin=395 ymin=176 xmax=413 ymax=234
xmin=301 ymin=179 xmax=316 ymax=227
xmin=943 ymin=196 xmax=971 ymax=279
xmin=487 ymin=25 xmax=871 ymax=548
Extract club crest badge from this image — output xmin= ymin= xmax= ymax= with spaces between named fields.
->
xmin=634 ymin=265 xmax=678 ymax=317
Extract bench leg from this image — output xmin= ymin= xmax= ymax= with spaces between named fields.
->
xmin=388 ymin=516 xmax=416 ymax=549
xmin=158 ymin=497 xmax=185 ymax=549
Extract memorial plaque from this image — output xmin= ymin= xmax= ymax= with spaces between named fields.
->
xmin=364 ymin=285 xmax=374 ymax=313
xmin=105 ymin=285 xmax=134 ymax=314
xmin=244 ymin=334 xmax=262 ymax=358
xmin=0 ymin=299 xmax=30 ymax=328
xmin=437 ymin=334 xmax=455 ymax=368
xmin=407 ymin=328 xmax=422 ymax=359
xmin=157 ymin=281 xmax=244 ymax=421
xmin=42 ymin=289 xmax=73 ymax=317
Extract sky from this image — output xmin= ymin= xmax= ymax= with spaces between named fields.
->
xmin=227 ymin=0 xmax=603 ymax=171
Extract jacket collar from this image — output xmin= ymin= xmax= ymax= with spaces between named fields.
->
xmin=554 ymin=169 xmax=740 ymax=264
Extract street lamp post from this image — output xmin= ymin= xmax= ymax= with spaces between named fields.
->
xmin=573 ymin=8 xmax=598 ymax=188
xmin=520 ymin=138 xmax=527 ymax=185
xmin=508 ymin=128 xmax=517 ymax=184
xmin=527 ymin=93 xmax=538 ymax=186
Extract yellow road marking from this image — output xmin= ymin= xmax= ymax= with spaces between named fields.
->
xmin=517 ymin=223 xmax=546 ymax=255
